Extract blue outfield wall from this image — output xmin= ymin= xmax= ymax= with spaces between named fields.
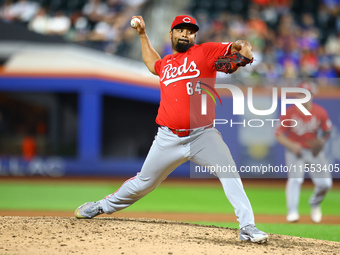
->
xmin=0 ymin=76 xmax=339 ymax=178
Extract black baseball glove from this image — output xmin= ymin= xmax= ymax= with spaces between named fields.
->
xmin=215 ymin=52 xmax=254 ymax=74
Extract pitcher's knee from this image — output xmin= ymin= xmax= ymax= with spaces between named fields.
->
xmin=316 ymin=179 xmax=332 ymax=192
xmin=135 ymin=175 xmax=160 ymax=196
xmin=137 ymin=183 xmax=157 ymax=196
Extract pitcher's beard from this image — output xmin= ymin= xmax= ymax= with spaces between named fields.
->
xmin=173 ymin=41 xmax=194 ymax=52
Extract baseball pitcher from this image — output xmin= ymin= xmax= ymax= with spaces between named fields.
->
xmin=75 ymin=15 xmax=268 ymax=243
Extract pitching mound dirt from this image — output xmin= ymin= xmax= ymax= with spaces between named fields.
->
xmin=0 ymin=216 xmax=339 ymax=255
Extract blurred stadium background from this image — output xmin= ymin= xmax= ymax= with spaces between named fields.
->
xmin=0 ymin=0 xmax=339 ymax=178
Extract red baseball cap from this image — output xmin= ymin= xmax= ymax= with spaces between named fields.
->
xmin=171 ymin=15 xmax=199 ymax=32
xmin=298 ymin=82 xmax=315 ymax=94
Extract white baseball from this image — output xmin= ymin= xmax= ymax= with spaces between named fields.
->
xmin=130 ymin=18 xmax=140 ymax=28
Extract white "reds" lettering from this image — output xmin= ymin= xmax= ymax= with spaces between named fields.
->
xmin=292 ymin=116 xmax=320 ymax=135
xmin=161 ymin=57 xmax=200 ymax=86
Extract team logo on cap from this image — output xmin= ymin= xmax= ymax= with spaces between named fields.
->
xmin=183 ymin=17 xmax=191 ymax=23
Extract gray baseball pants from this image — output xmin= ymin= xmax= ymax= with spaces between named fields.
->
xmin=101 ymin=126 xmax=255 ymax=228
xmin=285 ymin=149 xmax=332 ymax=214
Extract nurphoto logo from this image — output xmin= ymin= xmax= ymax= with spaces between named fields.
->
xmin=200 ymin=82 xmax=311 ymax=128
xmin=201 ymin=84 xmax=311 ymax=116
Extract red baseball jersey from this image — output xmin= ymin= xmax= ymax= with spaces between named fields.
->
xmin=275 ymin=103 xmax=332 ymax=148
xmin=154 ymin=42 xmax=232 ymax=129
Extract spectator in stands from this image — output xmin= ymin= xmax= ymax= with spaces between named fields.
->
xmin=9 ymin=0 xmax=39 ymax=24
xmin=82 ymin=0 xmax=108 ymax=29
xmin=0 ymin=0 xmax=15 ymax=22
xmin=106 ymin=0 xmax=124 ymax=15
xmin=87 ymin=17 xmax=117 ymax=41
xmin=247 ymin=8 xmax=268 ymax=38
xmin=317 ymin=61 xmax=338 ymax=79
xmin=46 ymin=10 xmax=71 ymax=36
xmin=300 ymin=49 xmax=319 ymax=77
xmin=28 ymin=7 xmax=49 ymax=34
xmin=1 ymin=0 xmax=340 ymax=81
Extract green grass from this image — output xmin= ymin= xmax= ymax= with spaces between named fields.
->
xmin=0 ymin=181 xmax=339 ymax=215
xmin=131 ymin=185 xmax=340 ymax=215
xmin=0 ymin=180 xmax=339 ymax=242
xmin=0 ymin=182 xmax=117 ymax=211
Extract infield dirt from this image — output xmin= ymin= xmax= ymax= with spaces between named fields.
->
xmin=1 ymin=216 xmax=339 ymax=255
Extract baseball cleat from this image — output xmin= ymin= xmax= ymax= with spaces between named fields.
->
xmin=75 ymin=201 xmax=104 ymax=219
xmin=286 ymin=212 xmax=299 ymax=222
xmin=240 ymin=224 xmax=269 ymax=244
xmin=311 ymin=206 xmax=322 ymax=223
